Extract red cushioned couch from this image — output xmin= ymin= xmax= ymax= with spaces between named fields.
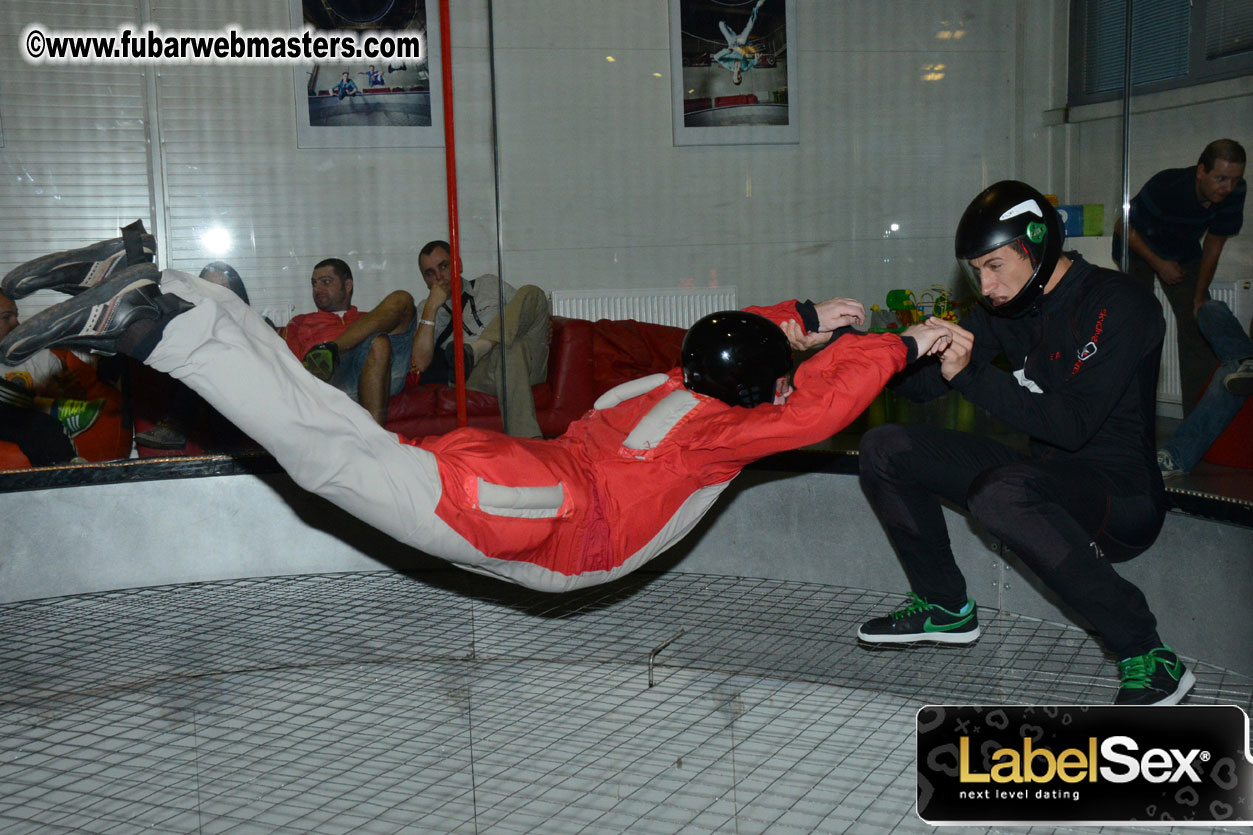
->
xmin=389 ymin=316 xmax=687 ymax=438
xmin=1199 ymin=368 xmax=1253 ymax=470
xmin=387 ymin=316 xmax=598 ymax=438
xmin=133 ymin=316 xmax=688 ymax=456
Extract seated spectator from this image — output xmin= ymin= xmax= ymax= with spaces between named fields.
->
xmin=283 ymin=258 xmax=416 ymax=426
xmin=135 ymin=262 xmax=259 ymax=451
xmin=1157 ymin=299 xmax=1253 ymax=475
xmin=0 ymin=291 xmax=105 ymax=465
xmin=411 ymin=240 xmax=551 ymax=438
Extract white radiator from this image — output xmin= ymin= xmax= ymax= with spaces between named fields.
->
xmin=258 ymin=303 xmax=295 ymax=328
xmin=1155 ymin=279 xmax=1252 ymax=404
xmin=550 ymin=286 xmax=738 ymax=328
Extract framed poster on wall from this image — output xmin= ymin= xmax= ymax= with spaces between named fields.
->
xmin=291 ymin=0 xmax=443 ymax=149
xmin=670 ymin=0 xmax=798 ymax=146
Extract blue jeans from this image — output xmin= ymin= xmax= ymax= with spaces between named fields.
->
xmin=331 ymin=314 xmax=417 ymax=403
xmin=1161 ymin=300 xmax=1252 ymax=470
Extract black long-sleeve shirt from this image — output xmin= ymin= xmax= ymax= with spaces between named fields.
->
xmin=888 ymin=254 xmax=1166 ymax=499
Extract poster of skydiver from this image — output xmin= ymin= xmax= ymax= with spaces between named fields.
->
xmin=291 ymin=0 xmax=443 ymax=149
xmin=670 ymin=0 xmax=798 ymax=146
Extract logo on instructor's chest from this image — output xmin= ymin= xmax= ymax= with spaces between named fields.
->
xmin=1071 ymin=308 xmax=1107 ymax=375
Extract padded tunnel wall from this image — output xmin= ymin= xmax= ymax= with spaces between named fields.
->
xmin=3 ymin=468 xmax=1250 ymax=676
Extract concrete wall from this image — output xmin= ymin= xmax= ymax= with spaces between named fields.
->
xmin=4 ymin=468 xmax=1249 ymax=676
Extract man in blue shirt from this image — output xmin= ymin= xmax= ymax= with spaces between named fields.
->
xmin=1114 ymin=139 xmax=1246 ymax=415
xmin=333 ymin=72 xmax=360 ymax=100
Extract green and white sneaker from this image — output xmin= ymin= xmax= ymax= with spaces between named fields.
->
xmin=302 ymin=341 xmax=339 ymax=382
xmin=1115 ymin=646 xmax=1195 ymax=706
xmin=857 ymin=592 xmax=981 ymax=645
xmin=50 ymin=397 xmax=105 ymax=438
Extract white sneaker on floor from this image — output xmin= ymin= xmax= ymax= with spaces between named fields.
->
xmin=1157 ymin=449 xmax=1185 ymax=478
xmin=1223 ymin=358 xmax=1253 ymax=397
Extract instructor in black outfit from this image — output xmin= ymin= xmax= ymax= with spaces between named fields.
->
xmin=856 ymin=180 xmax=1192 ymax=706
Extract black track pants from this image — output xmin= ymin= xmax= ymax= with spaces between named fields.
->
xmin=858 ymin=423 xmax=1166 ymax=658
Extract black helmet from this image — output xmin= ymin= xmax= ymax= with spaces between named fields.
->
xmin=954 ymin=180 xmax=1062 ymax=318
xmin=681 ymin=311 xmax=792 ymax=408
xmin=199 ymin=261 xmax=249 ymax=305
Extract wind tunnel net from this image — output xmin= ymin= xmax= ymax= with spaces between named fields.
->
xmin=2 ymin=571 xmax=1249 ymax=834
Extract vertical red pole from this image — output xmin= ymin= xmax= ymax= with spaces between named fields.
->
xmin=439 ymin=0 xmax=467 ymax=425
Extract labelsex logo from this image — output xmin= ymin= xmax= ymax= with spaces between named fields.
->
xmin=960 ymin=735 xmax=1206 ymax=785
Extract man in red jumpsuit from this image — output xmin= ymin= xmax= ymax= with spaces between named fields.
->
xmin=1 ymin=240 xmax=952 ymax=592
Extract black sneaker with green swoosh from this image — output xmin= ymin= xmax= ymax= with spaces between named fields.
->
xmin=1114 ymin=646 xmax=1195 ymax=706
xmin=857 ymin=592 xmax=981 ymax=645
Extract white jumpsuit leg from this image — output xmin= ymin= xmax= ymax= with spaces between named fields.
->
xmin=144 ymin=270 xmax=489 ymax=567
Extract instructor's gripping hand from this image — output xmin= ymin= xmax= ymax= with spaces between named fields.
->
xmin=812 ymin=297 xmax=866 ymax=331
xmin=902 ymin=320 xmax=953 ymax=359
xmin=927 ymin=317 xmax=975 ymax=380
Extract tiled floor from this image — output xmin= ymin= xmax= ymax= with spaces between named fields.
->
xmin=2 ymin=571 xmax=1250 ymax=834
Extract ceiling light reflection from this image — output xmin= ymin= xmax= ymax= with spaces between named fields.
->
xmin=199 ymin=225 xmax=232 ymax=256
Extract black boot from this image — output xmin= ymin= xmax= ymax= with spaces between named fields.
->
xmin=0 ymin=263 xmax=190 ymax=364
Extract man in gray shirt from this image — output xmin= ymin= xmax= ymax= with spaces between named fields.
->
xmin=411 ymin=240 xmax=551 ymax=437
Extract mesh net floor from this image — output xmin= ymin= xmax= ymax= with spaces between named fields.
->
xmin=1 ymin=570 xmax=1249 ymax=835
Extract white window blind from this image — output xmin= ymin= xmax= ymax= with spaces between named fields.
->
xmin=1205 ymin=0 xmax=1253 ymax=61
xmin=0 ymin=1 xmax=153 ymax=314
